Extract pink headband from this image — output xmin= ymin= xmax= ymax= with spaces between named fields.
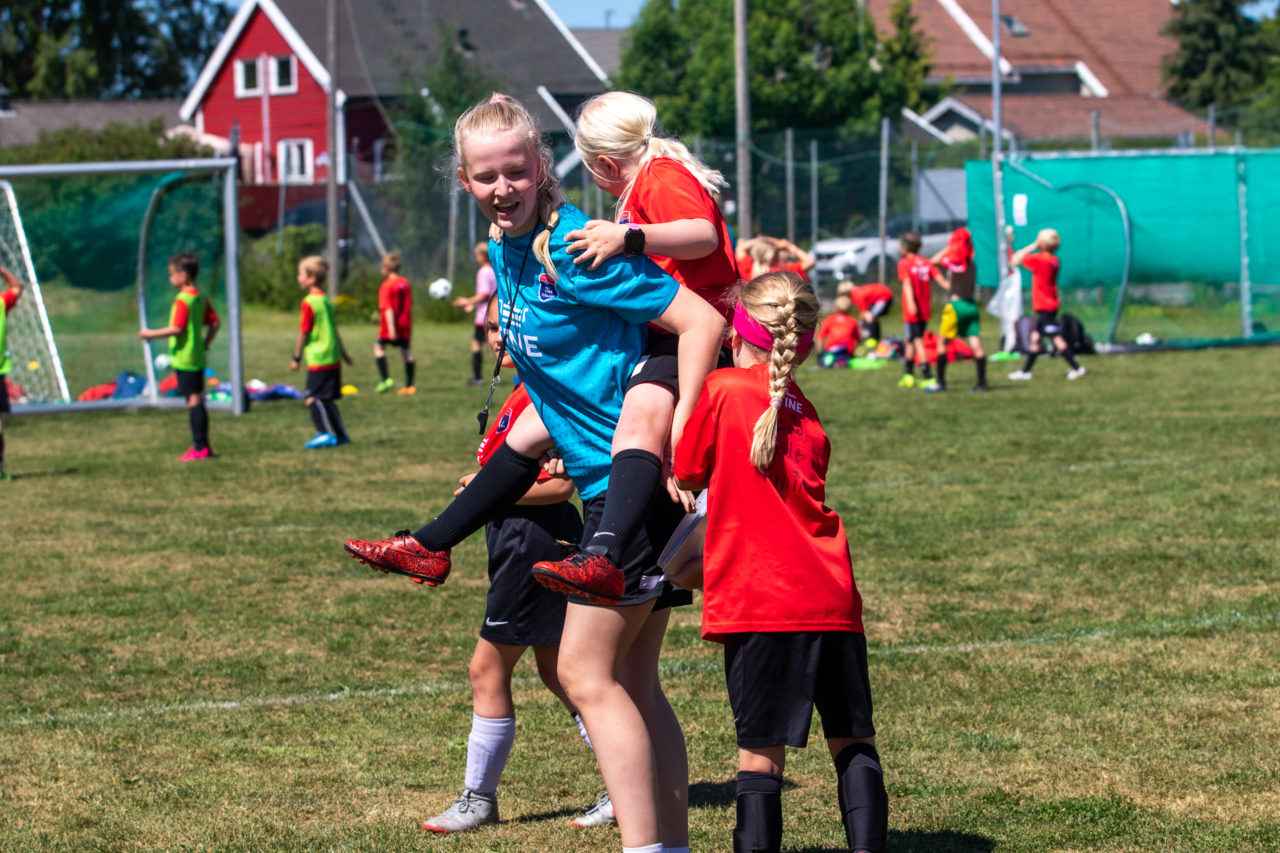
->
xmin=733 ymin=303 xmax=815 ymax=355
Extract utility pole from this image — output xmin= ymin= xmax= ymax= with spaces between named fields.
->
xmin=326 ymin=0 xmax=340 ymax=296
xmin=991 ymin=0 xmax=1009 ymax=292
xmin=734 ymin=0 xmax=752 ymax=239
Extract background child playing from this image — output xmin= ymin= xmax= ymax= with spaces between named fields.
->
xmin=848 ymin=282 xmax=894 ymax=348
xmin=0 ymin=266 xmax=26 ymax=480
xmin=453 ymin=241 xmax=498 ymax=387
xmin=927 ymin=227 xmax=989 ymax=392
xmin=817 ymin=294 xmax=860 ymax=367
xmin=674 ymin=271 xmax=888 ymax=853
xmin=290 ymin=256 xmax=354 ymax=448
xmin=138 ymin=251 xmax=219 ymax=461
xmin=896 ymin=233 xmax=944 ymax=388
xmin=373 ymin=251 xmax=415 ymax=395
xmin=1008 ymin=228 xmax=1086 ymax=381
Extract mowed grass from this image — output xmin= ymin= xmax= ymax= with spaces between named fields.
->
xmin=1 ymin=310 xmax=1278 ymax=852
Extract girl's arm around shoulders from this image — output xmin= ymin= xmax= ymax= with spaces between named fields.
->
xmin=567 ymin=218 xmax=718 ymax=270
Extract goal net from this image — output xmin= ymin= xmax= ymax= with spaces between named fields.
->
xmin=0 ymin=182 xmax=68 ymax=404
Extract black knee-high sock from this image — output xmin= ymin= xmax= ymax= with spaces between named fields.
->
xmin=322 ymin=400 xmax=347 ymax=440
xmin=869 ymin=319 xmax=881 ymax=341
xmin=901 ymin=357 xmax=914 ymax=376
xmin=376 ymin=355 xmax=389 ymax=381
xmin=835 ymin=745 xmax=888 ymax=853
xmin=921 ymin=361 xmax=933 ymax=380
xmin=585 ymin=449 xmax=662 ymax=563
xmin=1061 ymin=347 xmax=1080 ymax=370
xmin=975 ymin=355 xmax=988 ymax=387
xmin=734 ymin=771 xmax=783 ymax=853
xmin=189 ymin=403 xmax=209 ymax=450
xmin=471 ymin=350 xmax=483 ymax=381
xmin=0 ymin=431 xmax=6 ymax=472
xmin=404 ymin=357 xmax=416 ymax=387
xmin=308 ymin=400 xmax=327 ymax=433
xmin=412 ymin=443 xmax=540 ymax=551
xmin=1022 ymin=351 xmax=1039 ymax=373
xmin=934 ymin=352 xmax=948 ymax=388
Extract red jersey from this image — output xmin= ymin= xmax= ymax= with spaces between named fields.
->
xmin=673 ymin=363 xmax=864 ymax=641
xmin=768 ymin=260 xmax=810 ymax=282
xmin=476 ymin=382 xmax=554 ymax=483
xmin=818 ymin=313 xmax=859 ymax=351
xmin=2 ymin=288 xmax=19 ymax=312
xmin=1023 ymin=252 xmax=1060 ymax=312
xmin=623 ymin=157 xmax=740 ymax=321
xmin=169 ymin=288 xmax=219 ymax=330
xmin=850 ymin=283 xmax=893 ymax=312
xmin=897 ymin=254 xmax=935 ymax=323
xmin=378 ymin=274 xmax=413 ymax=340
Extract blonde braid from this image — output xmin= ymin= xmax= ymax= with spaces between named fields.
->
xmin=739 ymin=272 xmax=820 ymax=472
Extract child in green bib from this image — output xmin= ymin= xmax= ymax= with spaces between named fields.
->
xmin=290 ymin=256 xmax=354 ymax=449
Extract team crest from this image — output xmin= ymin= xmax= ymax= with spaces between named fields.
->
xmin=496 ymin=411 xmax=511 ymax=433
xmin=620 ymin=210 xmax=632 ymax=224
xmin=538 ymin=272 xmax=557 ymax=301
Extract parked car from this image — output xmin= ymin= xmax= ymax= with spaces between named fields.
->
xmin=813 ymin=217 xmax=964 ymax=290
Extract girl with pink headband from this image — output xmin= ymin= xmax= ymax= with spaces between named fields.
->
xmin=673 ymin=271 xmax=889 ymax=853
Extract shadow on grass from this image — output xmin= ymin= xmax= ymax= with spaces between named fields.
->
xmin=790 ymin=830 xmax=994 ymax=852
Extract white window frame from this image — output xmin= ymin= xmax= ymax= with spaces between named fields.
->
xmin=234 ymin=57 xmax=262 ymax=97
xmin=277 ymin=138 xmax=314 ymax=184
xmin=269 ymin=55 xmax=297 ymax=95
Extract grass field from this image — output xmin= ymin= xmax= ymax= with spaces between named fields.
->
xmin=2 ymin=311 xmax=1278 ymax=852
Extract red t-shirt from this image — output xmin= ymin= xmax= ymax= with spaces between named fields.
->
xmin=768 ymin=260 xmax=810 ymax=282
xmin=850 ymin=283 xmax=893 ymax=312
xmin=378 ymin=275 xmax=413 ymax=340
xmin=624 ymin=157 xmax=740 ymax=321
xmin=1023 ymin=252 xmax=1060 ymax=313
xmin=897 ymin=254 xmax=935 ymax=323
xmin=2 ymin=288 xmax=19 ymax=312
xmin=673 ymin=363 xmax=864 ymax=641
xmin=169 ymin=288 xmax=219 ymax=330
xmin=476 ymin=382 xmax=553 ymax=483
xmin=818 ymin=313 xmax=859 ymax=351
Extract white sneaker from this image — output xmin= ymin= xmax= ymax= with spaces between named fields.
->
xmin=422 ymin=789 xmax=498 ymax=833
xmin=1008 ymin=370 xmax=1033 ymax=381
xmin=1066 ymin=366 xmax=1087 ymax=380
xmin=570 ymin=791 xmax=615 ymax=828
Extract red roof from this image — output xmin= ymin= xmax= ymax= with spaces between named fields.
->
xmin=954 ymin=93 xmax=1206 ymax=140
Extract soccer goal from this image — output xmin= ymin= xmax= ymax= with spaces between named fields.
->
xmin=0 ymin=158 xmax=245 ymax=414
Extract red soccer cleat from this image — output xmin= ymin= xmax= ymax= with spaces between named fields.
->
xmin=532 ymin=551 xmax=624 ymax=605
xmin=344 ymin=530 xmax=451 ymax=586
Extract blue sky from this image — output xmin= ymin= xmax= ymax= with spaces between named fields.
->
xmin=228 ymin=0 xmax=644 ymax=29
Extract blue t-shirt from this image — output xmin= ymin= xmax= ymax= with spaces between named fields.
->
xmin=492 ymin=202 xmax=680 ymax=499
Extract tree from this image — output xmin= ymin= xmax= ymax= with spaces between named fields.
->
xmin=1162 ymin=0 xmax=1276 ymax=112
xmin=615 ymin=0 xmax=935 ymax=136
xmin=0 ymin=0 xmax=232 ymax=100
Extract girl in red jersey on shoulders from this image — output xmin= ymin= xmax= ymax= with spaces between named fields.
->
xmin=673 ymin=271 xmax=888 ymax=853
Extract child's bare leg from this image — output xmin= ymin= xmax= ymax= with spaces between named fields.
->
xmin=620 ymin=607 xmax=688 ymax=849
xmin=828 ymin=737 xmax=887 ymax=853
xmin=559 ymin=600 xmax=662 ymax=848
xmin=736 ymin=745 xmax=786 ymax=853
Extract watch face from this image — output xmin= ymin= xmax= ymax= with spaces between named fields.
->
xmin=624 ymin=225 xmax=645 ymax=256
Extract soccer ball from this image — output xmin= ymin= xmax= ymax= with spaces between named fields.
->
xmin=428 ymin=277 xmax=453 ymax=300
xmin=154 ymin=353 xmax=172 ymax=370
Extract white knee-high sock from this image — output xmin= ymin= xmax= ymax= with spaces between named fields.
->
xmin=463 ymin=714 xmax=516 ymax=794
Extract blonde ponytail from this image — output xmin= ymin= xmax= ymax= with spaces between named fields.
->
xmin=454 ymin=93 xmax=564 ymax=281
xmin=736 ymin=272 xmax=821 ymax=472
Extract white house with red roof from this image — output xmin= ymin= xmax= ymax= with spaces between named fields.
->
xmin=180 ymin=0 xmax=608 ymax=193
xmin=872 ymin=0 xmax=1206 ymax=145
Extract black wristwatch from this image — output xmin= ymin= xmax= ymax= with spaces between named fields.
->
xmin=623 ymin=224 xmax=646 ymax=257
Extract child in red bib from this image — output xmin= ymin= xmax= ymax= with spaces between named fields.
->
xmin=674 ymin=271 xmax=887 ymax=853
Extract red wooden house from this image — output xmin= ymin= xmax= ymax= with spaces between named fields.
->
xmin=180 ymin=0 xmax=608 ymax=228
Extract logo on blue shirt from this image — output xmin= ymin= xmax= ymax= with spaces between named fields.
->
xmin=538 ymin=272 xmax=557 ymax=302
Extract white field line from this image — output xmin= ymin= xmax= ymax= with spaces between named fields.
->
xmin=6 ymin=609 xmax=1276 ymax=729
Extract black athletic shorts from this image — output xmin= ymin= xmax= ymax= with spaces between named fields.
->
xmin=480 ymin=502 xmax=582 ymax=647
xmin=377 ymin=337 xmax=411 ymax=349
xmin=724 ymin=631 xmax=876 ymax=748
xmin=571 ymin=492 xmax=692 ymax=610
xmin=0 ymin=376 xmax=10 ymax=414
xmin=305 ymin=366 xmax=342 ymax=401
xmin=628 ymin=334 xmax=733 ymax=395
xmin=1035 ymin=310 xmax=1062 ymax=337
xmin=472 ymin=325 xmax=486 ymax=345
xmin=903 ymin=320 xmax=926 ymax=341
xmin=868 ymin=297 xmax=893 ymax=319
xmin=174 ymin=368 xmax=205 ymax=398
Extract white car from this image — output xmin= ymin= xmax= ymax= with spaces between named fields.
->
xmin=812 ymin=218 xmax=961 ymax=288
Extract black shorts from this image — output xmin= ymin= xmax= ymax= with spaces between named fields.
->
xmin=627 ymin=334 xmax=733 ymax=395
xmin=903 ymin=320 xmax=926 ymax=341
xmin=305 ymin=366 xmax=342 ymax=401
xmin=867 ymin=298 xmax=892 ymax=319
xmin=378 ymin=337 xmax=411 ymax=349
xmin=1035 ymin=310 xmax=1062 ymax=337
xmin=472 ymin=325 xmax=486 ymax=345
xmin=481 ymin=502 xmax=583 ymax=647
xmin=174 ymin=368 xmax=205 ymax=398
xmin=572 ymin=492 xmax=692 ymax=609
xmin=724 ymin=631 xmax=876 ymax=748
xmin=0 ymin=376 xmax=10 ymax=414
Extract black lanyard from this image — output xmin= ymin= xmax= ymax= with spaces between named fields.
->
xmin=476 ymin=224 xmax=541 ymax=434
